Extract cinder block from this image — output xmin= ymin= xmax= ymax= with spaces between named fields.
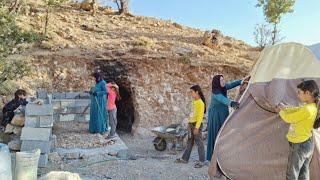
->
xmin=53 ymin=92 xmax=66 ymax=99
xmin=39 ymin=115 xmax=54 ymax=127
xmin=59 ymin=114 xmax=75 ymax=122
xmin=74 ymin=99 xmax=90 ymax=107
xmin=24 ymin=116 xmax=53 ymax=128
xmin=47 ymin=94 xmax=52 ymax=104
xmin=38 ymin=153 xmax=48 ymax=167
xmin=85 ymin=114 xmax=90 ymax=121
xmin=25 ymin=116 xmax=39 ymax=127
xmin=116 ymin=149 xmax=128 ymax=159
xmin=66 ymin=92 xmax=80 ymax=99
xmin=21 ymin=127 xmax=51 ymax=141
xmin=75 ymin=114 xmax=84 ymax=122
xmin=52 ymin=101 xmax=61 ymax=110
xmin=67 ymin=106 xmax=90 ymax=114
xmin=53 ymin=114 xmax=59 ymax=122
xmin=21 ymin=140 xmax=52 ymax=154
xmin=37 ymin=90 xmax=47 ymax=99
xmin=79 ymin=92 xmax=90 ymax=99
xmin=60 ymin=100 xmax=76 ymax=107
xmin=26 ymin=104 xmax=53 ymax=116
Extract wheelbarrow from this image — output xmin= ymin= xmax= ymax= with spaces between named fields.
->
xmin=151 ymin=124 xmax=188 ymax=151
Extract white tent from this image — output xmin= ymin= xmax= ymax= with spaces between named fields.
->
xmin=309 ymin=43 xmax=320 ymax=60
xmin=209 ymin=42 xmax=320 ymax=180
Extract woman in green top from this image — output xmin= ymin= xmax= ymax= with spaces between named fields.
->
xmin=206 ymin=75 xmax=241 ymax=162
xmin=89 ymin=72 xmax=108 ymax=134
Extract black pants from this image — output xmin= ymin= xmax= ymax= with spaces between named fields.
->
xmin=182 ymin=123 xmax=205 ymax=162
xmin=1 ymin=111 xmax=14 ymax=127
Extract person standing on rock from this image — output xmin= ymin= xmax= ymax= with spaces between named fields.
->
xmin=206 ymin=75 xmax=241 ymax=162
xmin=89 ymin=72 xmax=108 ymax=134
xmin=1 ymin=89 xmax=28 ymax=128
xmin=106 ymin=82 xmax=121 ymax=139
xmin=175 ymin=85 xmax=206 ymax=168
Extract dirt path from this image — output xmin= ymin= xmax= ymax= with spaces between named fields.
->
xmin=72 ymin=133 xmax=210 ymax=180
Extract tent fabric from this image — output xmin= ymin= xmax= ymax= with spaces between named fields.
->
xmin=308 ymin=43 xmax=320 ymax=60
xmin=208 ymin=43 xmax=320 ymax=180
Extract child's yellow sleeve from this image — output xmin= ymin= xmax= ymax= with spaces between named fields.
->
xmin=279 ymin=107 xmax=308 ymax=124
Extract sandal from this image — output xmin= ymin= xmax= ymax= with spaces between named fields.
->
xmin=175 ymin=158 xmax=188 ymax=164
xmin=194 ymin=162 xmax=204 ymax=168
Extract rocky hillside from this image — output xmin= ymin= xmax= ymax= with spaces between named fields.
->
xmin=4 ymin=1 xmax=260 ymax=134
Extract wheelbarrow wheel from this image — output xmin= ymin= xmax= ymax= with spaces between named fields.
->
xmin=153 ymin=137 xmax=167 ymax=151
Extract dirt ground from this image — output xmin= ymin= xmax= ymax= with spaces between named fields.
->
xmin=81 ymin=133 xmax=209 ymax=180
xmin=40 ymin=131 xmax=210 ymax=180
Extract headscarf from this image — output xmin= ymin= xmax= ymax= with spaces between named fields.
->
xmin=212 ymin=74 xmax=227 ymax=96
xmin=92 ymin=72 xmax=102 ymax=83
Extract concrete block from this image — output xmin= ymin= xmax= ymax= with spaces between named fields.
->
xmin=116 ymin=149 xmax=128 ymax=159
xmin=79 ymin=92 xmax=90 ymax=99
xmin=47 ymin=94 xmax=52 ymax=104
xmin=26 ymin=104 xmax=53 ymax=116
xmin=38 ymin=153 xmax=48 ymax=167
xmin=74 ymin=114 xmax=90 ymax=122
xmin=51 ymin=134 xmax=57 ymax=151
xmin=53 ymin=114 xmax=59 ymax=122
xmin=74 ymin=99 xmax=90 ymax=107
xmin=75 ymin=114 xmax=90 ymax=122
xmin=53 ymin=92 xmax=66 ymax=99
xmin=37 ymin=90 xmax=47 ymax=99
xmin=65 ymin=92 xmax=80 ymax=99
xmin=39 ymin=115 xmax=54 ymax=127
xmin=75 ymin=114 xmax=84 ymax=122
xmin=25 ymin=116 xmax=53 ymax=128
xmin=60 ymin=100 xmax=76 ymax=107
xmin=52 ymin=101 xmax=61 ymax=110
xmin=67 ymin=106 xmax=90 ymax=114
xmin=21 ymin=127 xmax=51 ymax=141
xmin=85 ymin=114 xmax=90 ymax=121
xmin=21 ymin=140 xmax=52 ymax=154
xmin=25 ymin=116 xmax=39 ymax=127
xmin=59 ymin=114 xmax=75 ymax=122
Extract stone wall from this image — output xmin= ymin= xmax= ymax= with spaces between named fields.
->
xmin=38 ymin=91 xmax=91 ymax=123
xmin=95 ymin=58 xmax=245 ymax=135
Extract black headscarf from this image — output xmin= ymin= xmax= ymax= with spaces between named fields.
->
xmin=212 ymin=75 xmax=227 ymax=96
xmin=92 ymin=72 xmax=102 ymax=83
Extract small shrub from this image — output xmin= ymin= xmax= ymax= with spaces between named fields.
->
xmin=132 ymin=36 xmax=156 ymax=49
xmin=0 ymin=8 xmax=41 ymax=55
xmin=179 ymin=54 xmax=191 ymax=64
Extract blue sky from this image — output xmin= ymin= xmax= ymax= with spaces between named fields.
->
xmin=99 ymin=0 xmax=320 ymax=46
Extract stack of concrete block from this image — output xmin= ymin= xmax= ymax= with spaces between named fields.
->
xmin=49 ymin=92 xmax=91 ymax=122
xmin=52 ymin=92 xmax=90 ymax=100
xmin=20 ymin=103 xmax=54 ymax=167
xmin=36 ymin=89 xmax=52 ymax=104
xmin=52 ymin=99 xmax=90 ymax=122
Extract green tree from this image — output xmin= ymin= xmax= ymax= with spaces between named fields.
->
xmin=256 ymin=0 xmax=295 ymax=45
xmin=42 ymin=0 xmax=66 ymax=36
xmin=0 ymin=5 xmax=37 ymax=88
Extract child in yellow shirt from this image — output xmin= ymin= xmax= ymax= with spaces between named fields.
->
xmin=175 ymin=85 xmax=206 ymax=168
xmin=276 ymin=80 xmax=319 ymax=180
